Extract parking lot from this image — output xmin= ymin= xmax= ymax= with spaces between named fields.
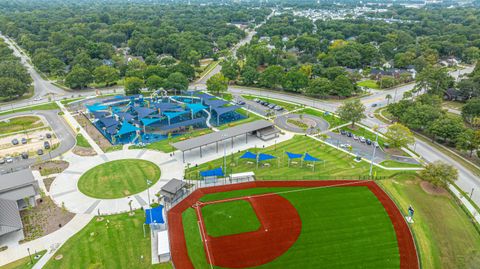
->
xmin=233 ymin=95 xmax=285 ymax=117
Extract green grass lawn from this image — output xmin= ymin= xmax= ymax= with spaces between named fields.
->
xmin=202 ymin=200 xmax=261 ymax=237
xmin=183 ymin=186 xmax=400 ymax=268
xmin=75 ymin=133 xmax=92 ymax=148
xmin=131 ymin=128 xmax=213 ymax=153
xmin=0 ymin=116 xmax=44 ymax=135
xmin=378 ymin=175 xmax=480 ymax=269
xmin=357 ymin=79 xmax=380 ymax=89
xmin=380 ymin=160 xmax=423 ymax=168
xmin=185 ymin=135 xmax=413 ymax=180
xmin=217 ymin=109 xmax=263 ymax=130
xmin=60 ymin=97 xmax=85 ymax=105
xmin=0 ymin=103 xmax=60 ymax=116
xmin=286 ymin=118 xmax=308 ymax=130
xmin=78 ymin=159 xmax=160 ymax=199
xmin=1 ymin=250 xmax=46 ymax=269
xmin=300 ymin=108 xmax=347 ymax=128
xmin=43 ymin=212 xmax=172 ymax=269
xmin=242 ymin=95 xmax=302 ymax=111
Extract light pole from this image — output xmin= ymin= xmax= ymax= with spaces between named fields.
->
xmin=470 ymin=188 xmax=475 ymax=200
xmin=27 ymin=248 xmax=33 ymax=265
xmin=222 ymin=134 xmax=227 ymax=175
xmin=369 ymin=125 xmax=386 ymax=179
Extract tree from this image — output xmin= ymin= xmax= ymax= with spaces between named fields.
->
xmin=332 ymin=75 xmax=355 ymax=97
xmin=206 ymin=73 xmax=228 ymax=94
xmin=456 ymin=129 xmax=479 ymax=157
xmin=259 ymin=65 xmax=284 ymax=88
xmin=221 ymin=57 xmax=240 ymax=81
xmin=0 ymin=77 xmax=29 ymax=99
xmin=414 ymin=66 xmax=454 ymax=96
xmin=124 ymin=77 xmax=144 ymax=95
xmin=420 ymin=161 xmax=458 ymax=188
xmin=336 ymin=99 xmax=366 ymax=127
xmin=282 ymin=70 xmax=308 ymax=92
xmin=240 ymin=65 xmax=258 ymax=85
xmin=385 ymin=123 xmax=414 ymax=148
xmin=65 ymin=66 xmax=93 ymax=89
xmin=462 ymin=98 xmax=480 ymax=125
xmin=164 ymin=72 xmax=188 ymax=91
xmin=427 ymin=116 xmax=465 ymax=143
xmin=385 ymin=94 xmax=392 ymax=105
xmin=146 ymin=75 xmax=164 ymax=91
xmin=93 ymin=65 xmax=119 ymax=86
xmin=306 ymin=78 xmax=331 ymax=98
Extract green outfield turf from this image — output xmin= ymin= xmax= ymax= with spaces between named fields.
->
xmin=183 ymin=186 xmax=400 ymax=268
xmin=202 ymin=200 xmax=261 ymax=237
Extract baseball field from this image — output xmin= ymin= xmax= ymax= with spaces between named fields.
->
xmin=168 ymin=181 xmax=418 ymax=269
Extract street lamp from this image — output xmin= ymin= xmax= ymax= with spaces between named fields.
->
xmin=369 ymin=124 xmax=386 ymax=179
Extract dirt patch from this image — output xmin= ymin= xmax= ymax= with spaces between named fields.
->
xmin=420 ymin=181 xmax=449 ymax=196
xmin=32 ymin=160 xmax=69 ymax=176
xmin=43 ymin=177 xmax=55 ymax=192
xmin=385 ymin=147 xmax=409 ymax=157
xmin=74 ymin=113 xmax=112 ymax=151
xmin=20 ymin=197 xmax=75 ymax=243
xmin=72 ymin=146 xmax=97 ymax=156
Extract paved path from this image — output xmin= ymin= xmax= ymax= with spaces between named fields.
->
xmin=275 ymin=113 xmax=329 ymax=134
xmin=50 ymin=149 xmax=184 ymax=215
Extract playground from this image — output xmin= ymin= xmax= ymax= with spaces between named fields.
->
xmin=168 ymin=181 xmax=419 ymax=269
xmin=85 ymin=91 xmax=245 ymax=145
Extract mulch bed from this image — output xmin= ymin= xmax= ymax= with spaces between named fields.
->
xmin=43 ymin=177 xmax=55 ymax=192
xmin=420 ymin=181 xmax=449 ymax=196
xmin=20 ymin=197 xmax=75 ymax=243
xmin=32 ymin=160 xmax=69 ymax=176
xmin=168 ymin=181 xmax=419 ymax=269
xmin=72 ymin=146 xmax=97 ymax=156
xmin=74 ymin=113 xmax=112 ymax=151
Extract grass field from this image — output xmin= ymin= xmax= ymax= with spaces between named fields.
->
xmin=202 ymin=200 xmax=260 ymax=237
xmin=185 ymin=135 xmax=411 ymax=180
xmin=0 ymin=116 xmax=44 ymax=135
xmin=300 ymin=108 xmax=347 ymax=128
xmin=183 ymin=186 xmax=400 ymax=268
xmin=1 ymin=250 xmax=46 ymax=269
xmin=78 ymin=159 xmax=160 ymax=199
xmin=0 ymin=103 xmax=60 ymax=116
xmin=357 ymin=79 xmax=380 ymax=89
xmin=75 ymin=133 xmax=92 ymax=148
xmin=242 ymin=95 xmax=302 ymax=111
xmin=378 ymin=176 xmax=480 ymax=269
xmin=43 ymin=212 xmax=172 ymax=269
xmin=380 ymin=160 xmax=423 ymax=168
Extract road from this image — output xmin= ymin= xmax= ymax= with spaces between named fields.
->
xmin=0 ymin=110 xmax=76 ymax=173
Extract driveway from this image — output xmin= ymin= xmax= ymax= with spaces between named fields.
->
xmin=0 ymin=110 xmax=76 ymax=173
xmin=275 ymin=113 xmax=329 ymax=134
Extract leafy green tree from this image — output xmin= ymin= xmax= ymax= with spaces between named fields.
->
xmin=306 ymin=78 xmax=331 ymax=97
xmin=420 ymin=161 xmax=458 ymax=189
xmin=282 ymin=70 xmax=308 ymax=92
xmin=427 ymin=116 xmax=465 ymax=143
xmin=206 ymin=73 xmax=228 ymax=94
xmin=336 ymin=99 xmax=366 ymax=127
xmin=93 ymin=65 xmax=119 ymax=86
xmin=146 ymin=75 xmax=164 ymax=91
xmin=48 ymin=58 xmax=66 ymax=76
xmin=221 ymin=58 xmax=240 ymax=81
xmin=240 ymin=65 xmax=258 ymax=85
xmin=0 ymin=77 xmax=29 ymax=99
xmin=415 ymin=66 xmax=454 ymax=96
xmin=124 ymin=77 xmax=144 ymax=95
xmin=65 ymin=66 xmax=93 ymax=89
xmin=378 ymin=76 xmax=396 ymax=89
xmin=461 ymin=98 xmax=480 ymax=125
xmin=456 ymin=129 xmax=479 ymax=157
xmin=385 ymin=123 xmax=414 ymax=148
xmin=259 ymin=65 xmax=284 ymax=89
xmin=385 ymin=94 xmax=392 ymax=105
xmin=332 ymin=75 xmax=356 ymax=97
xmin=164 ymin=72 xmax=188 ymax=91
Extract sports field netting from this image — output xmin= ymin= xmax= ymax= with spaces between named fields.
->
xmin=182 ymin=186 xmax=400 ymax=269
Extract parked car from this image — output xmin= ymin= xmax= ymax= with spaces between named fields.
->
xmin=366 ymin=139 xmax=372 ymax=145
xmin=11 ymin=138 xmax=19 ymax=145
xmin=39 ymin=134 xmax=44 ymax=140
xmin=268 ymin=103 xmax=276 ymax=109
xmin=346 ymin=132 xmax=353 ymax=137
xmin=254 ymin=98 xmax=260 ymax=103
xmin=262 ymin=101 xmax=269 ymax=106
xmin=46 ymin=133 xmax=52 ymax=139
xmin=359 ymin=136 xmax=366 ymax=143
xmin=236 ymin=100 xmax=245 ymax=105
xmin=21 ymin=152 xmax=28 ymax=159
xmin=0 ymin=158 xmax=5 ymax=165
xmin=368 ymin=113 xmax=374 ymax=118
xmin=33 ymin=97 xmax=42 ymax=101
xmin=44 ymin=141 xmax=50 ymax=149
xmin=274 ymin=105 xmax=284 ymax=111
xmin=37 ymin=149 xmax=44 ymax=155
xmin=21 ymin=138 xmax=27 ymax=144
xmin=340 ymin=130 xmax=346 ymax=135
xmin=5 ymin=156 xmax=13 ymax=163
xmin=353 ymin=135 xmax=359 ymax=140
xmin=371 ymin=103 xmax=378 ymax=107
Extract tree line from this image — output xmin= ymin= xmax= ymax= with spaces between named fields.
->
xmin=0 ymin=38 xmax=32 ymax=100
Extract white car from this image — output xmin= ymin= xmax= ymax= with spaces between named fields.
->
xmin=33 ymin=97 xmax=42 ymax=101
xmin=5 ymin=156 xmax=13 ymax=163
xmin=368 ymin=113 xmax=374 ymax=118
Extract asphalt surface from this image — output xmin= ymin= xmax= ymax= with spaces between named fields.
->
xmin=275 ymin=114 xmax=329 ymax=134
xmin=0 ymin=110 xmax=76 ymax=173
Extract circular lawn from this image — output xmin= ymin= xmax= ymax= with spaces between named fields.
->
xmin=78 ymin=159 xmax=160 ymax=199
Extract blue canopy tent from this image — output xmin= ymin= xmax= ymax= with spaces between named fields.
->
xmin=116 ymin=120 xmax=140 ymax=137
xmin=204 ymin=98 xmax=228 ymax=109
xmin=87 ymin=104 xmax=108 ymax=112
xmin=141 ymin=118 xmax=162 ymax=127
xmin=257 ymin=153 xmax=276 ymax=168
xmin=200 ymin=167 xmax=224 ymax=179
xmin=186 ymin=103 xmax=207 ymax=117
xmin=286 ymin=152 xmax=303 ymax=167
xmin=153 ymin=102 xmax=182 ymax=112
xmin=163 ymin=111 xmax=190 ymax=125
xmin=303 ymin=153 xmax=324 ymax=171
xmin=143 ymin=205 xmax=165 ymax=237
xmin=240 ymin=151 xmax=257 ymax=159
xmin=92 ymin=111 xmax=109 ymax=118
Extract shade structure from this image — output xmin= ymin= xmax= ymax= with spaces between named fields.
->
xmin=141 ymin=118 xmax=162 ymax=126
xmin=258 ymin=153 xmax=276 ymax=162
xmin=159 ymin=117 xmax=206 ymax=132
xmin=195 ymin=92 xmax=215 ymax=100
xmin=87 ymin=104 xmax=108 ymax=112
xmin=186 ymin=103 xmax=207 ymax=114
xmin=134 ymin=107 xmax=156 ymax=119
xmin=98 ymin=117 xmax=119 ymax=128
xmin=200 ymin=167 xmax=224 ymax=177
xmin=92 ymin=111 xmax=109 ymax=118
xmin=163 ymin=111 xmax=190 ymax=120
xmin=304 ymin=153 xmax=321 ymax=162
xmin=204 ymin=98 xmax=228 ymax=108
xmin=116 ymin=120 xmax=140 ymax=136
xmin=145 ymin=205 xmax=165 ymax=225
xmin=286 ymin=152 xmax=303 ymax=159
xmin=153 ymin=102 xmax=182 ymax=111
xmin=212 ymin=105 xmax=240 ymax=116
xmin=115 ymin=112 xmax=134 ymax=122
xmin=240 ymin=151 xmax=257 ymax=159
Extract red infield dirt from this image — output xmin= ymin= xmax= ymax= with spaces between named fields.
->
xmin=167 ymin=180 xmax=419 ymax=269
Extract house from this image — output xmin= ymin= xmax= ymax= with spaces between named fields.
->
xmin=444 ymin=88 xmax=465 ymax=101
xmin=0 ymin=169 xmax=38 ymax=238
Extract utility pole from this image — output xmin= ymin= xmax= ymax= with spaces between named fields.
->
xmin=369 ymin=130 xmax=379 ymax=179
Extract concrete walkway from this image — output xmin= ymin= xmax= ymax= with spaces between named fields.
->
xmin=50 ymin=149 xmax=184 ymax=215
